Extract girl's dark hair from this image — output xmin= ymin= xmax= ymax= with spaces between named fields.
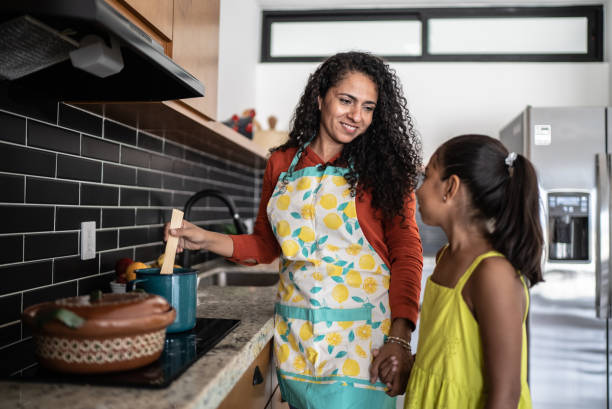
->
xmin=437 ymin=134 xmax=543 ymax=286
xmin=273 ymin=51 xmax=422 ymax=222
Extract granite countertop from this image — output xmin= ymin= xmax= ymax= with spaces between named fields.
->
xmin=0 ymin=260 xmax=280 ymax=409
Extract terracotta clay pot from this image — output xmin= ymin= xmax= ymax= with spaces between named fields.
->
xmin=22 ymin=292 xmax=176 ymax=374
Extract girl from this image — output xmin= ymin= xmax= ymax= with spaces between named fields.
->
xmin=165 ymin=52 xmax=423 ymax=409
xmin=403 ymin=134 xmax=543 ymax=408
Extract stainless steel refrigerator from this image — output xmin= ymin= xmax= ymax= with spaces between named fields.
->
xmin=500 ymin=106 xmax=610 ymax=409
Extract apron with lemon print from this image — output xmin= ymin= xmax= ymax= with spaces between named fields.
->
xmin=267 ymin=148 xmax=396 ymax=409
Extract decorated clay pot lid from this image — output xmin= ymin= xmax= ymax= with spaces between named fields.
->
xmin=40 ymin=292 xmax=171 ymax=321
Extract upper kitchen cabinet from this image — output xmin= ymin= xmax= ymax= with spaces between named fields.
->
xmin=105 ymin=0 xmax=219 ymax=120
xmin=172 ymin=0 xmax=219 ymax=120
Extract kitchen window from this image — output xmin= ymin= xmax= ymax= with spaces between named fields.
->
xmin=261 ymin=6 xmax=603 ymax=62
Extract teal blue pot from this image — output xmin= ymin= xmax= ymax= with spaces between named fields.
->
xmin=127 ymin=267 xmax=197 ymax=333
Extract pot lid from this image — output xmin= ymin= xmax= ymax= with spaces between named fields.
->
xmin=30 ymin=292 xmax=172 ymax=322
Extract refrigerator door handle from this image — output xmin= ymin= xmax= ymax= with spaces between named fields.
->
xmin=595 ymin=153 xmax=611 ymax=319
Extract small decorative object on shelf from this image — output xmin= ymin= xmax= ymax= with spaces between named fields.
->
xmin=222 ymin=108 xmax=261 ymax=140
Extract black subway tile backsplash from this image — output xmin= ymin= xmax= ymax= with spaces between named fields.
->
xmin=0 ymin=294 xmax=21 ymax=323
xmin=119 ymin=227 xmax=150 ymax=247
xmin=26 ymin=177 xmax=79 ymax=205
xmin=136 ymin=169 xmax=162 ymax=188
xmin=137 ymin=131 xmax=163 ymax=153
xmin=0 ymin=111 xmax=26 ymax=144
xmin=0 ymin=205 xmax=54 ymax=234
xmin=102 ymin=208 xmax=135 ymax=228
xmin=164 ymin=141 xmax=184 ymax=158
xmin=0 ymin=103 xmax=261 ymax=357
xmin=163 ymin=174 xmax=183 ymax=190
xmin=136 ymin=208 xmax=164 ymax=225
xmin=0 ymin=235 xmax=23 ymax=264
xmin=150 ymin=153 xmax=174 ymax=173
xmin=54 ymin=255 xmax=99 ymax=283
xmin=0 ymin=173 xmax=24 ymax=203
xmin=120 ymin=187 xmax=149 ymax=206
xmin=55 ymin=207 xmax=101 ymax=231
xmin=82 ymin=135 xmax=120 ymax=163
xmin=122 ymin=146 xmax=150 ymax=168
xmin=24 ymin=232 xmax=78 ymax=261
xmin=0 ymin=142 xmax=56 ymax=177
xmin=1 ymin=338 xmax=36 ymax=375
xmin=0 ymin=323 xmax=21 ymax=348
xmin=100 ymin=248 xmax=134 ymax=273
xmin=96 ymin=229 xmax=118 ymax=251
xmin=78 ymin=272 xmax=114 ymax=295
xmin=0 ymin=260 xmax=52 ymax=296
xmin=59 ymin=104 xmax=102 ymax=137
xmin=104 ymin=120 xmax=136 ymax=145
xmin=28 ymin=120 xmax=80 ymax=155
xmin=57 ymin=154 xmax=102 ymax=182
xmin=135 ymin=244 xmax=164 ymax=264
xmin=81 ymin=184 xmax=119 ymax=206
xmin=103 ymin=163 xmax=136 ymax=186
xmin=23 ymin=281 xmax=77 ymax=311
xmin=150 ymin=191 xmax=173 ymax=207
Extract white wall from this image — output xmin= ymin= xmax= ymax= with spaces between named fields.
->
xmin=217 ymin=0 xmax=261 ymax=121
xmin=256 ymin=62 xmax=609 ymax=159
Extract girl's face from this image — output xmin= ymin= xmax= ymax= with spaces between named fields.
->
xmin=416 ymin=155 xmax=447 ymax=226
xmin=317 ymin=71 xmax=378 ymax=147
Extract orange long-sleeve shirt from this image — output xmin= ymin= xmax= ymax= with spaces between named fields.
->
xmin=230 ymin=146 xmax=423 ymax=327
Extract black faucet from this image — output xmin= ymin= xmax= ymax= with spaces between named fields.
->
xmin=182 ymin=189 xmax=247 ymax=268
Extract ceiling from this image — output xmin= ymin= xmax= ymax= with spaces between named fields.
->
xmin=257 ymin=0 xmax=606 ymax=9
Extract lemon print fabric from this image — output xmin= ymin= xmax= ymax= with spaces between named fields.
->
xmin=324 ymin=213 xmax=343 ymax=230
xmin=342 ymin=358 xmax=360 ymax=376
xmin=281 ymin=239 xmax=299 ymax=257
xmin=298 ymin=226 xmax=315 ymax=242
xmin=297 ymin=177 xmax=312 ymax=190
xmin=278 ymin=344 xmax=290 ymax=363
xmin=276 ymin=220 xmax=291 ymax=237
xmin=319 ymin=194 xmax=337 ymax=210
xmin=276 ymin=194 xmax=290 ymax=210
xmin=332 ymin=284 xmax=349 ymax=303
xmin=300 ymin=322 xmax=313 ymax=341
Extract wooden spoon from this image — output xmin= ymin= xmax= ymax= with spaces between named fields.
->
xmin=160 ymin=208 xmax=184 ymax=275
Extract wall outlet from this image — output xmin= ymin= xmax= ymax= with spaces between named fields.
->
xmin=80 ymin=221 xmax=96 ymax=260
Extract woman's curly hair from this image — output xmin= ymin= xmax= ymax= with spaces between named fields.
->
xmin=273 ymin=51 xmax=422 ymax=223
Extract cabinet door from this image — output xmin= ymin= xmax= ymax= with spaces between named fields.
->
xmin=217 ymin=341 xmax=274 ymax=409
xmin=123 ymin=0 xmax=174 ymax=40
xmin=172 ymin=0 xmax=219 ymax=120
xmin=269 ymin=384 xmax=290 ymax=409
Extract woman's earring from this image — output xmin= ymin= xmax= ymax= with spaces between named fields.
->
xmin=443 ymin=195 xmax=447 ymax=202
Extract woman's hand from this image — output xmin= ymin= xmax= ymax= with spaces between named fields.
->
xmin=164 ymin=220 xmax=235 ymax=258
xmin=164 ymin=220 xmax=209 ymax=252
xmin=370 ymin=343 xmax=413 ymax=396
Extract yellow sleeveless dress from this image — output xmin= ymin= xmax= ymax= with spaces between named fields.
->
xmin=405 ymin=248 xmax=532 ymax=409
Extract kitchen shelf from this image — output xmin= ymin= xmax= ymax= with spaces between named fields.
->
xmin=74 ymin=100 xmax=269 ymax=169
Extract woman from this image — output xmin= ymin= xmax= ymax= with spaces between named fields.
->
xmin=165 ymin=51 xmax=423 ymax=409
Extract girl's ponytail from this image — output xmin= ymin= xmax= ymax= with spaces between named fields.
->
xmin=491 ymin=154 xmax=544 ymax=286
xmin=438 ymin=135 xmax=544 ymax=286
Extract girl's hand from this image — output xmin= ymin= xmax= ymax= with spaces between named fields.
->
xmin=163 ymin=220 xmax=209 ymax=252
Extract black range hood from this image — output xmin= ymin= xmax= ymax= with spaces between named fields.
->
xmin=0 ymin=0 xmax=204 ymax=102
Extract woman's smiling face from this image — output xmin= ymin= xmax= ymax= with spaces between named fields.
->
xmin=317 ymin=71 xmax=378 ymax=147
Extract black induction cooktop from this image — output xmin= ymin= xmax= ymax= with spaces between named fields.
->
xmin=7 ymin=318 xmax=240 ymax=389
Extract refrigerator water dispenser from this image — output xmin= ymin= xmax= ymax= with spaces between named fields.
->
xmin=547 ymin=192 xmax=589 ymax=261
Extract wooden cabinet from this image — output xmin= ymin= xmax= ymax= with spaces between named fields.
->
xmin=217 ymin=341 xmax=275 ymax=409
xmin=84 ymin=0 xmax=268 ymax=167
xmin=122 ymin=0 xmax=174 ymax=41
xmin=172 ymin=0 xmax=219 ymax=120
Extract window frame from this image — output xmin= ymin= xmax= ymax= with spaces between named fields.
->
xmin=261 ymin=6 xmax=603 ymax=62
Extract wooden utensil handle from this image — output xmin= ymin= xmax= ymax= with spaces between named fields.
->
xmin=160 ymin=209 xmax=184 ymax=275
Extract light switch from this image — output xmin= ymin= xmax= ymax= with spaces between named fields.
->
xmin=80 ymin=221 xmax=96 ymax=260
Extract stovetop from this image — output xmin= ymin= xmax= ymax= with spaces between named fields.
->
xmin=7 ymin=318 xmax=240 ymax=389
